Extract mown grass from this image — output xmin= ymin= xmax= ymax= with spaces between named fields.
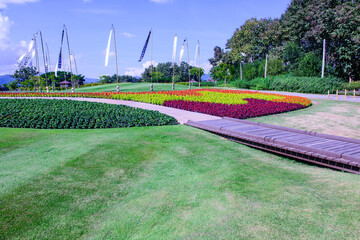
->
xmin=252 ymin=99 xmax=360 ymax=139
xmin=1 ymin=122 xmax=360 ymax=239
xmin=61 ymin=83 xmax=200 ymax=93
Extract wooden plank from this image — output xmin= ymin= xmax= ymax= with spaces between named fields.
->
xmin=184 ymin=118 xmax=360 ymax=174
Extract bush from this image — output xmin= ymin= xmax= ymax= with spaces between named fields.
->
xmin=234 ymin=80 xmax=250 ymax=89
xmin=343 ymin=81 xmax=360 ymax=91
xmin=295 ymin=52 xmax=321 ymax=77
xmin=244 ymin=76 xmax=345 ymax=94
xmin=0 ymin=99 xmax=178 ymax=129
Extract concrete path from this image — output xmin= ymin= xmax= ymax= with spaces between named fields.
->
xmin=4 ymin=97 xmax=221 ymax=124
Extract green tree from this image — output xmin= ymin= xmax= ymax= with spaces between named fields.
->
xmin=150 ymin=71 xmax=164 ymax=83
xmin=12 ymin=67 xmax=37 ymax=84
xmin=142 ymin=62 xmax=192 ymax=82
xmin=189 ymin=67 xmax=205 ymax=82
xmin=281 ymin=0 xmax=360 ymax=80
xmin=5 ymin=80 xmax=19 ymax=91
xmin=295 ymin=52 xmax=322 ymax=77
xmin=211 ymin=63 xmax=234 ymax=82
xmin=226 ymin=18 xmax=282 ymax=63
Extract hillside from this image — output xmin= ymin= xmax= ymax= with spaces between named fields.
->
xmin=0 ymin=75 xmax=14 ymax=85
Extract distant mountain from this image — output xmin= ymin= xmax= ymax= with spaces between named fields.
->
xmin=84 ymin=77 xmax=99 ymax=83
xmin=0 ymin=74 xmax=15 ymax=85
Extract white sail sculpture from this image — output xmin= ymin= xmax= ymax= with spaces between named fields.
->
xmin=105 ymin=25 xmax=119 ymax=92
xmin=55 ymin=25 xmax=74 ymax=91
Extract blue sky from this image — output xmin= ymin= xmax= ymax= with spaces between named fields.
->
xmin=0 ymin=0 xmax=291 ymax=79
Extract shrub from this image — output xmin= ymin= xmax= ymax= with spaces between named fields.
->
xmin=234 ymin=80 xmax=250 ymax=89
xmin=295 ymin=52 xmax=321 ymax=77
xmin=343 ymin=81 xmax=360 ymax=91
xmin=245 ymin=76 xmax=345 ymax=94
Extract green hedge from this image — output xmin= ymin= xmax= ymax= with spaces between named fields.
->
xmin=343 ymin=81 xmax=360 ymax=91
xmin=235 ymin=76 xmax=346 ymax=94
xmin=0 ymin=99 xmax=178 ymax=129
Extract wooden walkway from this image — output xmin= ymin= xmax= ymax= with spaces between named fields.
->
xmin=185 ymin=117 xmax=360 ymax=174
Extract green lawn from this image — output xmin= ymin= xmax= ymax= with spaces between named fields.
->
xmin=1 ymin=99 xmax=360 ymax=239
xmin=251 ymin=99 xmax=360 ymax=139
xmin=61 ymin=83 xmax=200 ymax=93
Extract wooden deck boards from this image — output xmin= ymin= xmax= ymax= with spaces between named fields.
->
xmin=185 ymin=117 xmax=360 ymax=174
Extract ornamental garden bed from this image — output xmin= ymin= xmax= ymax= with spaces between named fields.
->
xmin=0 ymin=89 xmax=311 ymax=120
xmin=0 ymin=99 xmax=178 ymax=129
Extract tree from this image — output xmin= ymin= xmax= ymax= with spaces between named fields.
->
xmin=294 ymin=52 xmax=322 ymax=77
xmin=99 ymin=75 xmax=111 ymax=84
xmin=189 ymin=67 xmax=205 ymax=82
xmin=142 ymin=62 xmax=192 ymax=82
xmin=42 ymin=72 xmax=85 ymax=88
xmin=210 ymin=63 xmax=234 ymax=82
xmin=150 ymin=71 xmax=164 ymax=83
xmin=12 ymin=67 xmax=37 ymax=84
xmin=225 ymin=18 xmax=282 ymax=63
xmin=281 ymin=0 xmax=360 ymax=80
xmin=4 ymin=80 xmax=19 ymax=91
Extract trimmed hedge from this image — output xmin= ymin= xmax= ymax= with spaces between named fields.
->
xmin=236 ymin=76 xmax=346 ymax=94
xmin=0 ymin=99 xmax=178 ymax=129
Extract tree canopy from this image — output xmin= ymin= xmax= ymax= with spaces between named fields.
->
xmin=220 ymin=0 xmax=360 ymax=81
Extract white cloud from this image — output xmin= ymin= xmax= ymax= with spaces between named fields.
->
xmin=0 ymin=0 xmax=39 ymax=9
xmin=122 ymin=32 xmax=135 ymax=38
xmin=125 ymin=60 xmax=158 ymax=77
xmin=0 ymin=12 xmax=11 ymax=50
xmin=82 ymin=0 xmax=92 ymax=3
xmin=150 ymin=0 xmax=173 ymax=3
xmin=0 ymin=13 xmax=27 ymax=74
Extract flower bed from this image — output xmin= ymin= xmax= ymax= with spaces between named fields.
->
xmin=0 ymin=99 xmax=178 ymax=129
xmin=0 ymin=89 xmax=311 ymax=119
xmin=163 ymin=99 xmax=306 ymax=119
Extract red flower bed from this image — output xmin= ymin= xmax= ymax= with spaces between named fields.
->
xmin=163 ymin=99 xmax=306 ymax=119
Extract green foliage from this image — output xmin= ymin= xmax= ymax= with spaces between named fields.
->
xmin=295 ymin=52 xmax=321 ymax=77
xmin=12 ymin=67 xmax=37 ymax=83
xmin=0 ymin=99 xmax=178 ymax=129
xmin=150 ymin=71 xmax=164 ymax=83
xmin=189 ymin=67 xmax=205 ymax=82
xmin=343 ymin=81 xmax=360 ymax=91
xmin=281 ymin=0 xmax=360 ymax=80
xmin=210 ymin=63 xmax=235 ymax=81
xmin=258 ymin=57 xmax=285 ymax=77
xmin=4 ymin=81 xmax=19 ymax=91
xmin=234 ymin=80 xmax=250 ymax=89
xmin=245 ymin=75 xmax=345 ymax=94
xmin=222 ymin=0 xmax=360 ymax=80
xmin=226 ymin=18 xmax=282 ymax=63
xmin=44 ymin=71 xmax=85 ymax=88
xmin=282 ymin=42 xmax=304 ymax=71
xmin=142 ymin=62 xmax=192 ymax=83
xmin=99 ymin=74 xmax=139 ymax=84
